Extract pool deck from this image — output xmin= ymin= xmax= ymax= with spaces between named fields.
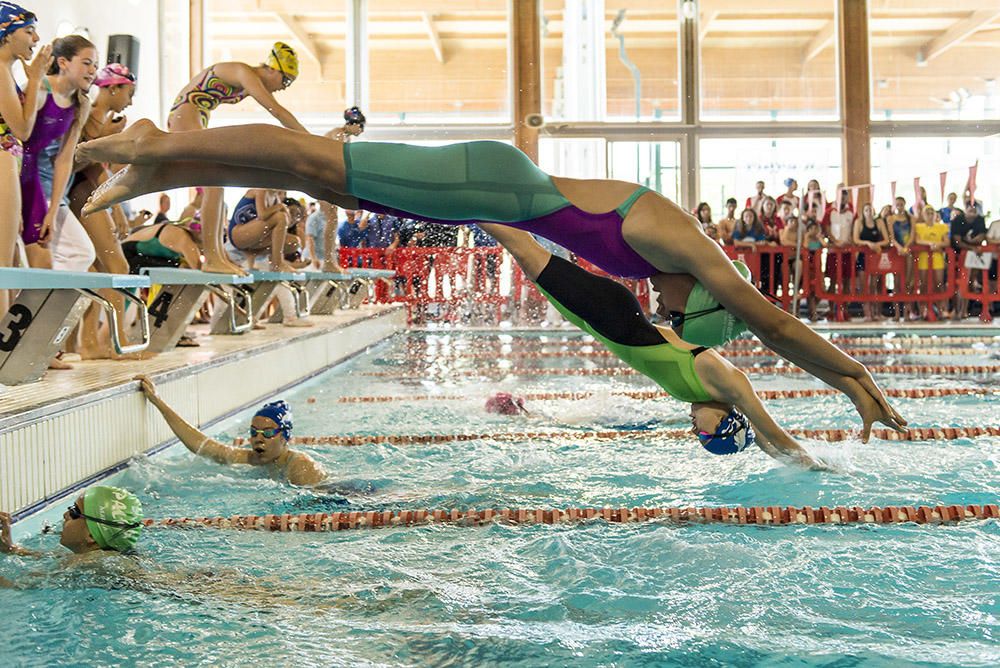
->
xmin=0 ymin=303 xmax=407 ymax=519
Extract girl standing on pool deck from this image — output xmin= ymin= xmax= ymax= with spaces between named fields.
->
xmin=0 ymin=3 xmax=48 ymax=311
xmin=19 ymin=34 xmax=95 ymax=270
xmin=77 ymin=124 xmax=906 ymax=442
xmin=167 ymin=42 xmax=309 ymax=276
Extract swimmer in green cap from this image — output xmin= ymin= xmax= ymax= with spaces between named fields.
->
xmin=1 ymin=485 xmax=143 ymax=557
xmin=136 ymin=375 xmax=327 ymax=486
xmin=479 ymin=223 xmax=826 ymax=468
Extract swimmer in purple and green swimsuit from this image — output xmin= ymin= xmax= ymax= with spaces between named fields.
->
xmin=343 ymin=141 xmax=659 ymax=279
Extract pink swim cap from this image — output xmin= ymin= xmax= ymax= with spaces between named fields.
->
xmin=95 ymin=63 xmax=136 ymax=88
xmin=485 ymin=392 xmax=525 ymax=415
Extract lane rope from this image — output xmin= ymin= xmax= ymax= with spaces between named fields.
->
xmin=337 ymin=387 xmax=998 ymax=404
xmin=143 ymin=504 xmax=1000 ymax=531
xmin=362 ymin=364 xmax=1000 ymax=378
xmin=405 ymin=336 xmax=999 ymax=350
xmin=390 ymin=347 xmax=992 ymax=360
xmin=232 ymin=425 xmax=1000 ymax=447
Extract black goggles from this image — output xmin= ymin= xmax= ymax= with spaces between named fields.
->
xmin=67 ymin=504 xmax=141 ymax=530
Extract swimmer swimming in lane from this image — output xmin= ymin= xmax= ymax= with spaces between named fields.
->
xmin=478 ymin=223 xmax=826 ymax=469
xmin=77 ymin=124 xmax=905 ymax=443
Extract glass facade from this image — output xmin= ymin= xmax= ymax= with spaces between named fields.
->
xmin=699 ymin=0 xmax=839 ymax=121
xmin=194 ymin=1 xmax=998 ymax=208
xmin=870 ymin=1 xmax=1000 ymax=121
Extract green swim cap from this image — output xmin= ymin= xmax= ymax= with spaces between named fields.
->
xmin=677 ymin=260 xmax=751 ymax=347
xmin=83 ymin=486 xmax=143 ymax=552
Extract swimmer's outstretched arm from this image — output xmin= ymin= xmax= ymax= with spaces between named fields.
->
xmin=658 ymin=237 xmax=906 ymax=442
xmin=0 ymin=512 xmax=40 ymax=558
xmin=695 ymin=357 xmax=827 ymax=470
xmin=135 ymin=375 xmax=250 ymax=465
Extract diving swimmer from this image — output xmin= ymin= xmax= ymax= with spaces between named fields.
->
xmin=136 ymin=375 xmax=326 ymax=486
xmin=76 ymin=125 xmax=905 ymax=442
xmin=479 ymin=223 xmax=824 ymax=469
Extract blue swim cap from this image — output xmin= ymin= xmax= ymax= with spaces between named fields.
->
xmin=697 ymin=407 xmax=755 ymax=455
xmin=0 ymin=3 xmax=36 ymax=39
xmin=783 ymin=177 xmax=796 ymax=188
xmin=254 ymin=400 xmax=293 ymax=439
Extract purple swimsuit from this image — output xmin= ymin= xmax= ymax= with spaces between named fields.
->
xmin=358 ymin=197 xmax=660 ymax=280
xmin=20 ymin=90 xmax=76 ymax=245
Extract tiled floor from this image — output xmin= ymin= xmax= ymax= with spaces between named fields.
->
xmin=0 ymin=304 xmax=402 ymax=420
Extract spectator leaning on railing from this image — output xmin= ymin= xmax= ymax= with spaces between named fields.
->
xmin=888 ymin=196 xmax=918 ymax=320
xmin=852 ymin=203 xmax=890 ymax=321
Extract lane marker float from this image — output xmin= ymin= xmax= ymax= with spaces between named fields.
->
xmin=144 ymin=504 xmax=1000 ymax=531
xmin=337 ymin=387 xmax=997 ymax=404
xmin=362 ymin=364 xmax=1000 ymax=378
xmin=233 ymin=425 xmax=1000 ymax=447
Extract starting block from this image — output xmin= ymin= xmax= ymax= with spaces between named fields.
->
xmin=0 ymin=268 xmax=150 ymax=384
xmin=142 ymin=268 xmax=254 ymax=350
xmin=211 ymin=271 xmax=308 ymax=333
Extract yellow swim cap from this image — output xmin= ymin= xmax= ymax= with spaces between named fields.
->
xmin=266 ymin=41 xmax=299 ymax=80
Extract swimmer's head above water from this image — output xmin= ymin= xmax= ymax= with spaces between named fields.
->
xmin=485 ymin=392 xmax=527 ymax=415
xmin=690 ymin=403 xmax=755 ymax=455
xmin=249 ymin=400 xmax=293 ymax=464
xmin=58 ymin=486 xmax=143 ymax=553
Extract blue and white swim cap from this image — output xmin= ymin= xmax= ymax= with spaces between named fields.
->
xmin=697 ymin=407 xmax=755 ymax=455
xmin=254 ymin=400 xmax=293 ymax=439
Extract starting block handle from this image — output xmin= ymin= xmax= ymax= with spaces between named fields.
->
xmin=75 ymin=288 xmax=150 ymax=355
xmin=285 ymin=281 xmax=311 ymax=318
xmin=207 ymin=284 xmax=253 ymax=334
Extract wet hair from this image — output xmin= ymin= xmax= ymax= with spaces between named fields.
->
xmin=725 ymin=197 xmax=737 ymax=206
xmin=48 ymin=35 xmax=97 ymax=107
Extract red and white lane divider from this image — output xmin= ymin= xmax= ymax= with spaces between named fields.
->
xmin=144 ymin=504 xmax=1000 ymax=532
xmin=337 ymin=387 xmax=997 ymax=404
xmin=362 ymin=364 xmax=1000 ymax=378
xmin=233 ymin=425 xmax=1000 ymax=448
xmin=390 ymin=347 xmax=991 ymax=361
xmin=404 ymin=336 xmax=999 ymax=351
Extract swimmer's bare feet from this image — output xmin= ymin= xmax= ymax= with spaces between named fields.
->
xmin=201 ymin=256 xmax=249 ymax=276
xmin=75 ymin=118 xmax=162 ymax=166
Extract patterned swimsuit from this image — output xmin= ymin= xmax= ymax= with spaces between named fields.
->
xmin=170 ymin=67 xmax=248 ymax=127
xmin=0 ymin=86 xmax=25 ymax=170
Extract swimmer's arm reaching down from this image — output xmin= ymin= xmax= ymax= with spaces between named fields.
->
xmin=223 ymin=62 xmax=308 ymax=134
xmin=135 ymin=375 xmax=250 ymax=465
xmin=695 ymin=356 xmax=827 ymax=470
xmin=662 ymin=240 xmax=906 ymax=442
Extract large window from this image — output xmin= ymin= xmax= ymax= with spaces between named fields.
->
xmin=608 ymin=141 xmax=681 ymax=201
xmin=367 ymin=0 xmax=510 ymax=123
xmin=699 ymin=0 xmax=839 ymax=121
xmin=541 ymin=1 xmax=681 ymax=122
xmin=871 ymin=137 xmax=999 ymax=217
xmin=870 ymin=1 xmax=1000 ymax=121
xmin=699 ymin=138 xmax=843 ymax=211
xmin=203 ymin=0 xmax=347 ymax=128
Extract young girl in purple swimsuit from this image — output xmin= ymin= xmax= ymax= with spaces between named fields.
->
xmin=19 ymin=33 xmax=94 ymax=269
xmin=0 ymin=2 xmax=48 ymax=311
xmin=79 ymin=124 xmax=908 ymax=442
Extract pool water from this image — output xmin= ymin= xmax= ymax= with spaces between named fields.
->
xmin=2 ymin=331 xmax=999 ymax=667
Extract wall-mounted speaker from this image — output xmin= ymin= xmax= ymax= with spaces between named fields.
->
xmin=106 ymin=34 xmax=140 ymax=77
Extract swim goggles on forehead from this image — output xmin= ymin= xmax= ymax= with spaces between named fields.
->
xmin=249 ymin=425 xmax=283 ymax=439
xmin=270 ymin=49 xmax=294 ymax=89
xmin=66 ymin=504 xmax=141 ymax=530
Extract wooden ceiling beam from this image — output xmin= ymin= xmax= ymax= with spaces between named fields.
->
xmin=802 ymin=20 xmax=835 ymax=63
xmin=918 ymin=9 xmax=1000 ymax=63
xmin=275 ymin=12 xmax=326 ymax=79
xmin=422 ymin=12 xmax=446 ymax=63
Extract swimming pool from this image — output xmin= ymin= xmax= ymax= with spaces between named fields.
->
xmin=3 ymin=331 xmax=998 ymax=666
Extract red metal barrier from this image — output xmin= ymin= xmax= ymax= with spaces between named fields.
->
xmin=339 ymin=248 xmax=394 ymax=302
xmin=722 ymin=246 xmax=810 ymax=312
xmin=957 ymin=244 xmax=1000 ymax=323
xmin=811 ymin=245 xmax=957 ymax=321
